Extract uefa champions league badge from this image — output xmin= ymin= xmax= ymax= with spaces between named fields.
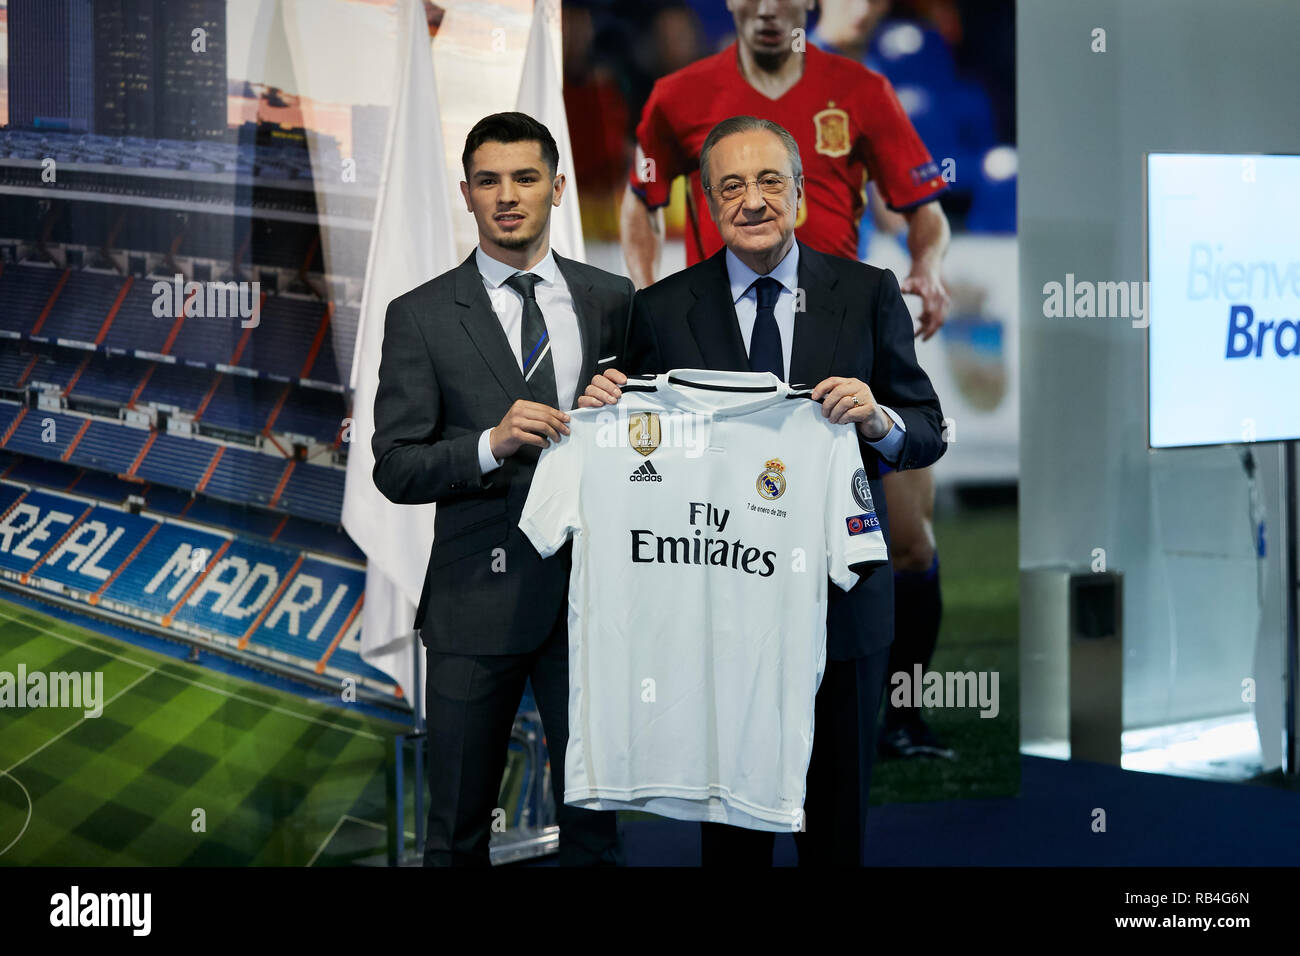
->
xmin=756 ymin=458 xmax=787 ymax=501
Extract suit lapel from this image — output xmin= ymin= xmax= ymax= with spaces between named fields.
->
xmin=687 ymin=250 xmax=750 ymax=372
xmin=454 ymin=250 xmax=530 ymax=401
xmin=554 ymin=253 xmax=599 ymax=408
xmin=788 ymin=241 xmax=847 ymax=388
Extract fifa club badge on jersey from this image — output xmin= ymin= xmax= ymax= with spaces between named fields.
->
xmin=846 ymin=512 xmax=881 ymax=536
xmin=756 ymin=458 xmax=787 ymax=500
xmin=628 ymin=412 xmax=661 ymax=457
xmin=813 ymin=104 xmax=851 ymax=158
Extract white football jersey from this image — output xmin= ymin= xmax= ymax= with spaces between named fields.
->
xmin=519 ymin=368 xmax=888 ymax=831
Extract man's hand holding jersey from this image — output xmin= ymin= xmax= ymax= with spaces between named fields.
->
xmin=809 ymin=376 xmax=895 ymax=441
xmin=490 ymin=399 xmax=571 ymax=459
xmin=579 ymin=368 xmax=894 ymax=442
xmin=578 ymin=368 xmax=628 ymax=408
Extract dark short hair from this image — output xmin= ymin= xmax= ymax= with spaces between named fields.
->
xmin=699 ymin=115 xmax=803 ymax=190
xmin=461 ymin=112 xmax=560 ymax=180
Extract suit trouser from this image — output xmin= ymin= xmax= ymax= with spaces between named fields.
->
xmin=422 ymin=608 xmax=624 ymax=867
xmin=699 ymin=646 xmax=892 ymax=866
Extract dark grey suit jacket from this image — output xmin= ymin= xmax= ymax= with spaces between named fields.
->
xmin=372 ymin=249 xmax=632 ymax=654
xmin=622 ymin=241 xmax=946 ymax=659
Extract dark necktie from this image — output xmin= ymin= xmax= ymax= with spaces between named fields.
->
xmin=504 ymin=272 xmax=560 ymax=408
xmin=748 ymin=276 xmax=784 ymax=381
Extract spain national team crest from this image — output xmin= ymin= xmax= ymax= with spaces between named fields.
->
xmin=813 ymin=105 xmax=851 ymax=158
xmin=756 ymin=458 xmax=787 ymax=500
xmin=628 ymin=412 xmax=661 ymax=457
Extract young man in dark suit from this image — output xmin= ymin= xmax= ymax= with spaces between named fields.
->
xmin=373 ymin=112 xmax=628 ymax=866
xmin=583 ymin=115 xmax=946 ymax=866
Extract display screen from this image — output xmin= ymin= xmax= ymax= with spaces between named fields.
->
xmin=1147 ymin=153 xmax=1300 ymax=448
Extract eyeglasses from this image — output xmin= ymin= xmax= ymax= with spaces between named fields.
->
xmin=705 ymin=174 xmax=800 ymax=203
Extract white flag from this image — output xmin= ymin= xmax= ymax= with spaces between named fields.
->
xmin=516 ymin=0 xmax=586 ymax=263
xmin=342 ymin=0 xmax=457 ymax=708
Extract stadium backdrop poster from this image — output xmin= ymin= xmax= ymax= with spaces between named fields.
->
xmin=432 ymin=0 xmax=1020 ymax=804
xmin=0 ymin=0 xmax=1018 ymax=869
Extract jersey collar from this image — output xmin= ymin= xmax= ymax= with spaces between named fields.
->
xmin=648 ymin=368 xmax=793 ymax=418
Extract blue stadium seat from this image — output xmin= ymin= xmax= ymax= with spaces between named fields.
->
xmin=181 ymin=496 xmax=285 ymax=538
xmin=21 ymin=348 xmax=81 ymax=391
xmin=167 ymin=302 xmax=247 ymax=367
xmin=100 ymin=520 xmax=229 ymax=615
xmin=0 ymin=341 xmax=37 ymax=387
xmin=198 ymin=375 xmax=280 ymax=435
xmin=37 ymin=505 xmax=159 ymax=594
xmin=276 ymin=460 xmax=344 ymax=523
xmin=0 ymin=488 xmax=94 ymax=574
xmin=0 ymin=480 xmax=26 ymax=514
xmin=69 ymin=353 xmax=149 ymax=405
xmin=67 ymin=420 xmax=150 ymax=474
xmin=274 ymin=516 xmax=363 ymax=562
xmin=141 ymin=484 xmax=194 ymax=517
xmin=101 ymin=280 xmax=177 ymax=355
xmin=0 ymin=452 xmax=80 ymax=489
xmin=271 ymin=386 xmax=345 ymax=443
xmin=246 ymin=556 xmax=389 ymax=683
xmin=136 ymin=361 xmax=214 ymax=412
xmin=0 ymin=264 xmax=63 ymax=336
xmin=69 ymin=469 xmax=144 ymax=502
xmin=38 ymin=271 xmax=124 ymax=344
xmin=0 ymin=400 xmax=21 ymax=432
xmin=168 ymin=536 xmax=300 ymax=636
xmin=306 ymin=303 xmax=355 ymax=385
xmin=4 ymin=407 xmax=83 ymax=461
xmin=201 ymin=446 xmax=289 ymax=508
xmin=239 ymin=295 xmax=328 ymax=379
xmin=134 ymin=432 xmax=219 ymax=491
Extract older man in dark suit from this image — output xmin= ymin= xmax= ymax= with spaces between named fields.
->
xmin=583 ymin=115 xmax=946 ymax=866
xmin=373 ymin=112 xmax=628 ymax=866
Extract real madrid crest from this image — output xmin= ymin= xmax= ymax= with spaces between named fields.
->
xmin=628 ymin=412 xmax=661 ymax=457
xmin=813 ymin=104 xmax=851 ymax=158
xmin=756 ymin=458 xmax=787 ymax=500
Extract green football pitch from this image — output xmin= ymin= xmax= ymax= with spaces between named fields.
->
xmin=0 ymin=503 xmax=1018 ymax=865
xmin=870 ymin=501 xmax=1020 ymax=804
xmin=0 ymin=603 xmax=411 ymax=866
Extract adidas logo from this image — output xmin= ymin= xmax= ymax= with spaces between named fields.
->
xmin=629 ymin=461 xmax=663 ymax=482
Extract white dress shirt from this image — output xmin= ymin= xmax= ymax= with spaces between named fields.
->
xmin=475 ymin=246 xmax=584 ymax=474
xmin=725 ymin=243 xmax=906 ymax=463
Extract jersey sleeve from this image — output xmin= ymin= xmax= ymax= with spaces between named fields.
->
xmin=825 ymin=422 xmax=889 ymax=591
xmin=628 ymin=81 xmax=690 ymax=210
xmin=519 ymin=430 xmax=585 ymax=559
xmin=855 ymin=74 xmax=949 ymax=212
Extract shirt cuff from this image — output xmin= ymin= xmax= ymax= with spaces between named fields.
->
xmin=864 ymin=405 xmax=905 ymax=464
xmin=478 ymin=428 xmax=503 ymax=475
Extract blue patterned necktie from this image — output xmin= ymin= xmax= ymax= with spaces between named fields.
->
xmin=504 ymin=272 xmax=559 ymax=408
xmin=748 ymin=276 xmax=784 ymax=381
